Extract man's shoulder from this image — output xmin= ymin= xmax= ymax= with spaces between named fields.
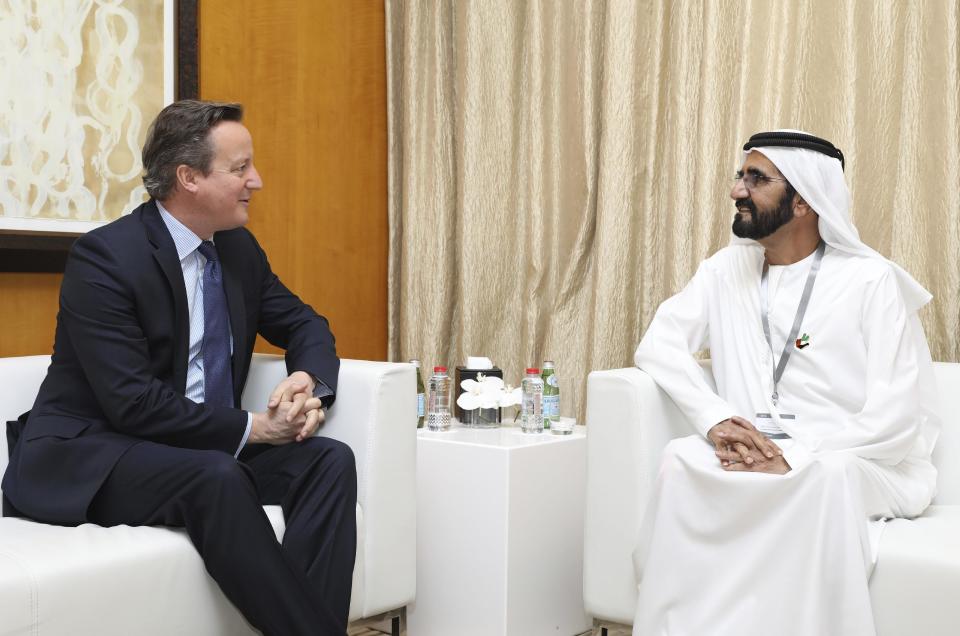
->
xmin=704 ymin=243 xmax=761 ymax=264
xmin=212 ymin=227 xmax=264 ymax=273
xmin=696 ymin=244 xmax=763 ymax=278
xmin=213 ymin=225 xmax=258 ymax=251
xmin=825 ymin=248 xmax=897 ymax=287
xmin=67 ymin=203 xmax=154 ymax=264
xmin=75 ymin=201 xmax=153 ymax=247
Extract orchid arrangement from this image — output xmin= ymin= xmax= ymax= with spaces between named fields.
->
xmin=456 ymin=373 xmax=522 ymax=411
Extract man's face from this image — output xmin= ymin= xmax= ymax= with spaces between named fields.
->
xmin=730 ymin=152 xmax=795 ymax=240
xmin=194 ymin=121 xmax=263 ymax=233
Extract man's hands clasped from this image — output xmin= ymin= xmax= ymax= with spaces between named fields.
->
xmin=707 ymin=416 xmax=791 ymax=474
xmin=249 ymin=371 xmax=325 ymax=444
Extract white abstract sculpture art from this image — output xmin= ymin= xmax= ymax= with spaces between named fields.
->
xmin=0 ymin=0 xmax=165 ymax=228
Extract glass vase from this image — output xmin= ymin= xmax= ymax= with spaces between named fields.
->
xmin=461 ymin=406 xmax=501 ymax=428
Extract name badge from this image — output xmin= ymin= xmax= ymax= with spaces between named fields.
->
xmin=755 ymin=412 xmax=795 ymax=440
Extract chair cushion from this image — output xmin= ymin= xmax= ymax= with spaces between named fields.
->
xmin=0 ymin=504 xmax=363 ymax=635
xmin=0 ymin=516 xmax=258 ymax=635
xmin=870 ymin=505 xmax=960 ymax=636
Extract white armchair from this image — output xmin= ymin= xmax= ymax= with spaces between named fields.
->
xmin=0 ymin=353 xmax=416 ymax=636
xmin=583 ymin=363 xmax=960 ymax=636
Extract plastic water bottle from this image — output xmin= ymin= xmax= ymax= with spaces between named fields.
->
xmin=546 ymin=361 xmax=574 ymax=435
xmin=410 ymin=359 xmax=425 ymax=428
xmin=427 ymin=366 xmax=451 ymax=431
xmin=520 ymin=367 xmax=544 ymax=433
xmin=541 ymin=361 xmax=559 ymax=430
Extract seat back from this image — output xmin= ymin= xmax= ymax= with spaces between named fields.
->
xmin=931 ymin=362 xmax=960 ymax=504
xmin=0 ymin=355 xmax=52 ymax=477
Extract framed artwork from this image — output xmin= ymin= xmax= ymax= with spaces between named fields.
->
xmin=0 ymin=0 xmax=198 ymax=272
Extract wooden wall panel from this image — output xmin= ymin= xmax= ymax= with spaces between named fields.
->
xmin=0 ymin=273 xmax=60 ymax=356
xmin=0 ymin=2 xmax=387 ymax=361
xmin=199 ymin=1 xmax=389 ymax=361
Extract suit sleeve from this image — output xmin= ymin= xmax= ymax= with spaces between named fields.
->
xmin=248 ymin=233 xmax=340 ymax=402
xmin=60 ymin=232 xmax=247 ymax=452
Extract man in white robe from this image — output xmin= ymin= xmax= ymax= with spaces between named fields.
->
xmin=632 ymin=130 xmax=939 ymax=636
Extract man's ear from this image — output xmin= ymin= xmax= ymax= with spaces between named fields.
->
xmin=176 ymin=164 xmax=200 ymax=194
xmin=793 ymin=194 xmax=814 ymax=218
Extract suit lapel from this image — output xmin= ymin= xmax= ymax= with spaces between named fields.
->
xmin=142 ymin=202 xmax=191 ymax=393
xmin=216 ymin=240 xmax=247 ymax=398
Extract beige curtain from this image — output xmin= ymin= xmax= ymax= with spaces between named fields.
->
xmin=386 ymin=0 xmax=960 ymax=422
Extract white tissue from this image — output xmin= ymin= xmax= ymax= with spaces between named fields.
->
xmin=466 ymin=356 xmax=493 ymax=369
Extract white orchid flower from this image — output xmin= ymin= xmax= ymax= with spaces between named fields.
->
xmin=457 ymin=375 xmax=505 ymax=410
xmin=499 ymin=385 xmax=522 ymax=407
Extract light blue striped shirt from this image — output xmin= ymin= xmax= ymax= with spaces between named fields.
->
xmin=157 ymin=203 xmax=252 ymax=454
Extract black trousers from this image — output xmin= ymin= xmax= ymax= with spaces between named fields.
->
xmin=88 ymin=436 xmax=357 ymax=636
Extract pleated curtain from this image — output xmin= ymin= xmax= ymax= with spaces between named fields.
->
xmin=386 ymin=0 xmax=960 ymax=420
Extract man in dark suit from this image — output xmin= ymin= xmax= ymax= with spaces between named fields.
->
xmin=1 ymin=100 xmax=356 ymax=635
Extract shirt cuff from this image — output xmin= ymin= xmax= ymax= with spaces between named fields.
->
xmin=312 ymin=377 xmax=334 ymax=408
xmin=234 ymin=412 xmax=253 ymax=457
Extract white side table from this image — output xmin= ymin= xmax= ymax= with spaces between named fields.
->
xmin=408 ymin=421 xmax=591 ymax=636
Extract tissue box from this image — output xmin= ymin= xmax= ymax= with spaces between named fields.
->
xmin=455 ymin=365 xmax=503 ymax=423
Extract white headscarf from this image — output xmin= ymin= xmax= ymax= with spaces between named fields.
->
xmin=734 ymin=130 xmax=932 ymax=313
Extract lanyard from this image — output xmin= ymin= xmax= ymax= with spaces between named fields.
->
xmin=759 ymin=241 xmax=825 ymax=405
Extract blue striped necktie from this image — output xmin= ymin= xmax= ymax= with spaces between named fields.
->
xmin=197 ymin=241 xmax=234 ymax=408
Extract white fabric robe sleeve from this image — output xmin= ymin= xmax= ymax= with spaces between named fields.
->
xmin=634 ymin=263 xmax=735 ymax=437
xmin=786 ymin=267 xmax=924 ymax=468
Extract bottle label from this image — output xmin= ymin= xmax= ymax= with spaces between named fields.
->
xmin=417 ymin=393 xmax=425 ymax=418
xmin=543 ymin=394 xmax=559 ymax=418
xmin=522 ymin=394 xmax=541 ymax=416
xmin=546 ymin=374 xmax=559 ymax=388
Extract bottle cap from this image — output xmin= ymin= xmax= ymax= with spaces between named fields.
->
xmin=543 ymin=360 xmax=555 ymax=368
xmin=434 ymin=366 xmax=447 ymax=373
xmin=526 ymin=367 xmax=539 ymax=374
xmin=409 ymin=359 xmax=421 ymax=367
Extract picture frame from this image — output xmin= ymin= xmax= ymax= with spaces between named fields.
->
xmin=0 ymin=0 xmax=199 ymax=273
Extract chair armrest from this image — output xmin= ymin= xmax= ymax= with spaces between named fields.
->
xmin=242 ymin=354 xmax=418 ymax=616
xmin=0 ymin=355 xmax=53 ymax=475
xmin=582 ymin=366 xmax=695 ymax=624
xmin=322 ymin=359 xmax=417 ymax=615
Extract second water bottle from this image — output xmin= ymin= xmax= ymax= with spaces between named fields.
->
xmin=427 ymin=366 xmax=451 ymax=431
xmin=520 ymin=367 xmax=544 ymax=433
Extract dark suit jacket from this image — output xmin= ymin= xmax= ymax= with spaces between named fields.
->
xmin=1 ymin=201 xmax=339 ymax=524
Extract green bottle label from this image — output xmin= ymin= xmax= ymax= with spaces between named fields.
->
xmin=541 ymin=367 xmax=559 ymax=425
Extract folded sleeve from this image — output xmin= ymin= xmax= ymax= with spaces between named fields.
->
xmin=634 ymin=263 xmax=737 ymax=437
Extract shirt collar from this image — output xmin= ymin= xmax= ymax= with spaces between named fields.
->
xmin=157 ymin=201 xmax=205 ymax=261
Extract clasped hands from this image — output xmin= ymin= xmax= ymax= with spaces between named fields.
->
xmin=707 ymin=416 xmax=791 ymax=474
xmin=249 ymin=371 xmax=324 ymax=445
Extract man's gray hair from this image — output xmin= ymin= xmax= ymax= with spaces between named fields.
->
xmin=141 ymin=100 xmax=244 ymax=200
